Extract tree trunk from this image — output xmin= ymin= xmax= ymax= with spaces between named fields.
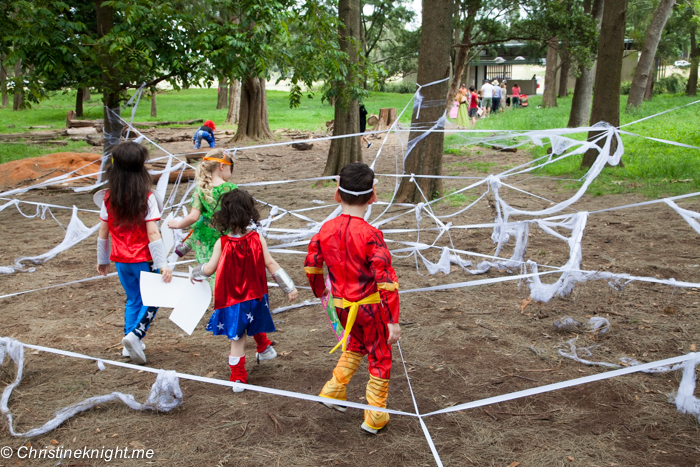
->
xmin=150 ymin=86 xmax=157 ymax=118
xmin=0 ymin=53 xmax=7 ymax=107
xmin=225 ymin=79 xmax=241 ymax=125
xmin=395 ymin=0 xmax=452 ymax=203
xmin=217 ymin=76 xmax=228 ymax=109
xmin=95 ymin=0 xmax=120 ymax=181
xmin=323 ymin=0 xmax=363 ymax=176
xmin=543 ymin=37 xmax=559 ymax=107
xmin=557 ymin=41 xmax=570 ymax=98
xmin=233 ymin=76 xmax=273 ymax=141
xmin=644 ymin=58 xmax=656 ymax=100
xmin=687 ymin=26 xmax=699 ymax=96
xmin=83 ymin=87 xmax=91 ymax=101
xmin=76 ymin=87 xmax=84 ymax=117
xmin=581 ymin=0 xmax=627 ymax=168
xmin=445 ymin=1 xmax=480 ymax=110
xmin=626 ymin=0 xmax=675 ymax=110
xmin=12 ymin=61 xmax=24 ymax=111
xmin=568 ymin=0 xmax=604 ymax=127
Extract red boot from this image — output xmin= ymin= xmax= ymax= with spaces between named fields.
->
xmin=229 ymin=355 xmax=247 ymax=393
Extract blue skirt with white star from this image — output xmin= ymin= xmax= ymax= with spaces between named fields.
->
xmin=206 ymin=294 xmax=276 ymax=340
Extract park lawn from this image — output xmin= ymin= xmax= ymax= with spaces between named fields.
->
xmin=445 ymin=93 xmax=700 ymax=198
xmin=2 ymin=88 xmax=697 ymax=199
xmin=0 ymin=88 xmax=415 ymax=164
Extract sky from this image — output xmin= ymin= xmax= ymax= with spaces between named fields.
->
xmin=408 ymin=0 xmax=422 ymax=30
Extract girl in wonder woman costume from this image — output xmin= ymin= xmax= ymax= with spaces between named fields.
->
xmin=190 ymin=189 xmax=298 ymax=392
xmin=96 ymin=142 xmax=172 ymax=365
xmin=168 ymin=148 xmax=277 ymax=363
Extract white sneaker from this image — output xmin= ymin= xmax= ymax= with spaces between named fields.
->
xmin=122 ymin=341 xmax=146 ymax=358
xmin=122 ymin=332 xmax=146 ymax=364
xmin=361 ymin=422 xmax=380 ymax=434
xmin=321 ymin=401 xmax=347 ymax=413
xmin=232 ymin=380 xmax=245 ymax=393
xmin=256 ymin=345 xmax=277 ymax=364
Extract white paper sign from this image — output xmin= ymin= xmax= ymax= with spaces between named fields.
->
xmin=139 ymin=271 xmax=212 ymax=335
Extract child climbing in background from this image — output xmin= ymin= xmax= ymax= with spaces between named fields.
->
xmin=193 ymin=120 xmax=217 ymax=149
xmin=305 ymin=162 xmax=401 ymax=435
xmin=167 ymin=148 xmax=277 ymax=363
xmin=190 ymin=189 xmax=298 ymax=392
xmin=96 ymin=142 xmax=172 ymax=365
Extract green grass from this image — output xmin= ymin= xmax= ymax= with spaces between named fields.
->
xmin=0 ymin=87 xmax=415 ymax=164
xmin=0 ymin=141 xmax=94 ymax=165
xmin=445 ymin=93 xmax=700 ymax=198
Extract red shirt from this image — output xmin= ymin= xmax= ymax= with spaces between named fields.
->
xmin=101 ymin=191 xmax=160 ymax=263
xmin=214 ymin=232 xmax=268 ymax=309
xmin=469 ymin=92 xmax=478 ymax=108
xmin=305 ymin=214 xmax=400 ymax=323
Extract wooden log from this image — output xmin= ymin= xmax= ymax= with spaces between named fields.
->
xmin=374 ymin=107 xmax=397 ymax=130
xmin=367 ymin=114 xmax=378 ymax=127
xmin=67 ymin=127 xmax=97 ymax=136
xmin=291 ymin=142 xmax=313 ymax=150
xmin=27 ymin=140 xmax=68 ymax=146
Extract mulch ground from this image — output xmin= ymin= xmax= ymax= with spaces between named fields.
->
xmin=0 ymin=133 xmax=699 ymax=466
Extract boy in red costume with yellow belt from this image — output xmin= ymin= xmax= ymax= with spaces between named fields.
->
xmin=305 ymin=162 xmax=401 ymax=434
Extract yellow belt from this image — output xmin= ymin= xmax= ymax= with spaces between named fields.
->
xmin=329 ymin=291 xmax=381 ymax=354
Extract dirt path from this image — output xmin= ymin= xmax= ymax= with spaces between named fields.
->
xmin=0 ymin=135 xmax=699 ymax=466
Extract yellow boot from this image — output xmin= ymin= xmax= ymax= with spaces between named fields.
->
xmin=319 ymin=351 xmax=362 ymax=412
xmin=362 ymin=374 xmax=390 ymax=434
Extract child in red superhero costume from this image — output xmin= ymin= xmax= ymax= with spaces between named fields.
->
xmin=305 ymin=162 xmax=401 ymax=434
xmin=190 ymin=189 xmax=298 ymax=392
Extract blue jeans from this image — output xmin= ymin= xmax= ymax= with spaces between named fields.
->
xmin=193 ymin=130 xmax=215 ymax=149
xmin=512 ymin=96 xmax=520 ymax=108
xmin=115 ymin=262 xmax=159 ymax=337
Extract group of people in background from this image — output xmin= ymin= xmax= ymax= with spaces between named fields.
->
xmin=450 ymin=79 xmax=528 ymax=129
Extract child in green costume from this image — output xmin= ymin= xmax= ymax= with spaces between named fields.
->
xmin=168 ymin=148 xmax=277 ymax=363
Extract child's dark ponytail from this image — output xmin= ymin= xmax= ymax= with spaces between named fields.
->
xmin=108 ymin=142 xmax=151 ymax=226
xmin=212 ymin=189 xmax=260 ymax=235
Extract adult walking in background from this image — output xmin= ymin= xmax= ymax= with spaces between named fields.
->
xmin=359 ymin=103 xmax=372 ymax=149
xmin=455 ymin=84 xmax=470 ymax=128
xmin=512 ymin=83 xmax=521 ymax=109
xmin=500 ymin=81 xmax=507 ymax=112
xmin=491 ymin=80 xmax=501 ymax=114
xmin=480 ymin=79 xmax=493 ymax=117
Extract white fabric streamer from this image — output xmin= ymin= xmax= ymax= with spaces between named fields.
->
xmin=0 ymin=337 xmax=182 ymax=438
xmin=1 ymin=207 xmax=98 ymax=274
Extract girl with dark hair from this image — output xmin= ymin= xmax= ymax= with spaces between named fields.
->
xmin=96 ymin=142 xmax=172 ymax=365
xmin=167 ymin=148 xmax=276 ymax=363
xmin=190 ymin=189 xmax=298 ymax=392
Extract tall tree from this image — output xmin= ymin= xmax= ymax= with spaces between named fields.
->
xmin=568 ymin=0 xmax=603 ymax=127
xmin=217 ymin=76 xmax=228 ymax=109
xmin=557 ymin=40 xmax=570 ymax=97
xmin=581 ymin=0 xmax=628 ymax=168
xmin=626 ymin=0 xmax=676 ymax=110
xmin=324 ymin=0 xmax=363 ymax=175
xmin=689 ymin=24 xmax=699 ymax=95
xmin=396 ymin=0 xmax=453 ymax=203
xmin=542 ymin=36 xmax=559 ymax=107
xmin=225 ymin=79 xmax=241 ymax=124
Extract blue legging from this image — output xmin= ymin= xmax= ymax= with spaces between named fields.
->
xmin=115 ymin=262 xmax=158 ymax=337
xmin=193 ymin=130 xmax=216 ymax=149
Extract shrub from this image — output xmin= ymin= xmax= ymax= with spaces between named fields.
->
xmin=380 ymin=81 xmax=416 ymax=94
xmin=655 ymin=73 xmax=687 ymax=95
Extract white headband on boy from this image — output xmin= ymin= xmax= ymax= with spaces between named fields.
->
xmin=334 ymin=176 xmax=378 ymax=196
